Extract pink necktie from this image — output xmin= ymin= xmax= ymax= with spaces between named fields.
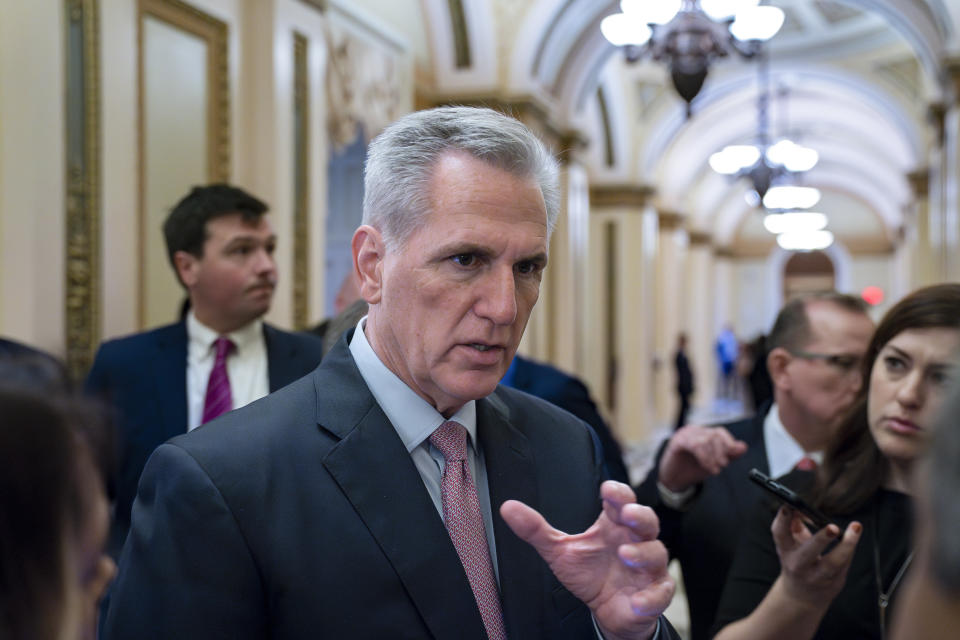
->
xmin=201 ymin=336 xmax=235 ymax=424
xmin=430 ymin=421 xmax=506 ymax=640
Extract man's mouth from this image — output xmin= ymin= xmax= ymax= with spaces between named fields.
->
xmin=470 ymin=343 xmax=496 ymax=352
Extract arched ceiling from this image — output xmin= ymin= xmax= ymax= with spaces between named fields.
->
xmin=404 ymin=0 xmax=959 ymax=251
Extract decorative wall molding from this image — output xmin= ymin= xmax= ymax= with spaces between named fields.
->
xmin=292 ymin=32 xmax=310 ymax=330
xmin=906 ymin=167 xmax=930 ymax=199
xmin=687 ymin=230 xmax=713 ymax=246
xmin=588 ymin=185 xmax=655 ymax=209
xmin=325 ymin=21 xmax=405 ymax=149
xmin=64 ymin=0 xmax=101 ymax=380
xmin=927 ymin=101 xmax=946 ymax=147
xmin=137 ymin=0 xmax=230 ymax=326
xmin=447 ymin=0 xmax=471 ymax=69
xmin=139 ymin=0 xmax=229 ymax=181
xmin=657 ymin=210 xmax=685 ymax=230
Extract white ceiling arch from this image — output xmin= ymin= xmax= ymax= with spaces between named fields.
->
xmin=508 ymin=0 xmax=948 ymax=124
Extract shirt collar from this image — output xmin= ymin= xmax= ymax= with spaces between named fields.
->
xmin=348 ymin=316 xmax=477 ymax=453
xmin=187 ymin=310 xmax=263 ymax=354
xmin=764 ymin=402 xmax=823 ymax=478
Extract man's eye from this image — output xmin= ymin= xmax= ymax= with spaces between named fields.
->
xmin=828 ymin=356 xmax=857 ymax=370
xmin=451 ymin=254 xmax=476 ymax=267
xmin=516 ymin=261 xmax=540 ymax=275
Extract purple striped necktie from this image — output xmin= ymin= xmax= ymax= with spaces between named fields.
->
xmin=201 ymin=336 xmax=235 ymax=424
xmin=430 ymin=421 xmax=506 ymax=640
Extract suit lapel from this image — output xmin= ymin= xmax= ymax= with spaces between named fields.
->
xmin=478 ymin=393 xmax=544 ymax=640
xmin=153 ymin=323 xmax=188 ymax=439
xmin=318 ymin=344 xmax=487 ymax=640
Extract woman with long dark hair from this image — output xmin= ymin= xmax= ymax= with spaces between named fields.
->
xmin=713 ymin=283 xmax=960 ymax=640
xmin=0 ymin=375 xmax=116 ymax=640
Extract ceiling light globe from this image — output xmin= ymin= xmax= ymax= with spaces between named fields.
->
xmin=601 ymin=13 xmax=652 ymax=46
xmin=776 ymin=230 xmax=834 ymax=251
xmin=621 ymin=0 xmax=681 ymax=25
xmin=700 ymin=0 xmax=760 ymax=22
xmin=730 ymin=5 xmax=785 ymax=41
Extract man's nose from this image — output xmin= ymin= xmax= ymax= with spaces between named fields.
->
xmin=476 ymin=267 xmax=518 ymax=325
xmin=254 ymin=248 xmax=277 ymax=276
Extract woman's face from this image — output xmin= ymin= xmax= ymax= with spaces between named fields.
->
xmin=60 ymin=470 xmax=115 ymax=640
xmin=867 ymin=327 xmax=960 ymax=470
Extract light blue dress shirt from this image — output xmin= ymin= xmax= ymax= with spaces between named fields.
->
xmin=348 ymin=317 xmax=500 ymax=582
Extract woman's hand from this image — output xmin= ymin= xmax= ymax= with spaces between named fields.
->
xmin=772 ymin=506 xmax=863 ymax=609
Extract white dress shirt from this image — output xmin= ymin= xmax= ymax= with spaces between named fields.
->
xmin=186 ymin=311 xmax=269 ymax=431
xmin=763 ymin=402 xmax=823 ymax=478
xmin=348 ymin=317 xmax=500 ymax=581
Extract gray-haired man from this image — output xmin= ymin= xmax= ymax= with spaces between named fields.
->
xmin=105 ymin=107 xmax=679 ymax=639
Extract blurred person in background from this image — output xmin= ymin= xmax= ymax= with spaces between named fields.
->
xmin=635 ymin=292 xmax=873 ymax=640
xmin=714 ymin=283 xmax=960 ymax=640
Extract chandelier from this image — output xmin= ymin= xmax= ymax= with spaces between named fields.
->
xmin=709 ymin=53 xmax=819 ymax=206
xmin=601 ymin=0 xmax=785 ymax=114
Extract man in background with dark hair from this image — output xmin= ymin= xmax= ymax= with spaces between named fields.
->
xmin=635 ymin=292 xmax=874 ymax=640
xmin=86 ymin=184 xmax=323 ymax=558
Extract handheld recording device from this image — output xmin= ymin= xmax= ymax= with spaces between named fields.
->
xmin=748 ymin=468 xmax=834 ymax=530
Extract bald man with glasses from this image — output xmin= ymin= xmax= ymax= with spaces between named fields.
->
xmin=635 ymin=292 xmax=874 ymax=640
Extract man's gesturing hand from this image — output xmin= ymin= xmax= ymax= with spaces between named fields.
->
xmin=658 ymin=424 xmax=747 ymax=493
xmin=500 ymin=481 xmax=675 ymax=640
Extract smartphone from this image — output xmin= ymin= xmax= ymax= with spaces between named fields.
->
xmin=748 ymin=468 xmax=834 ymax=530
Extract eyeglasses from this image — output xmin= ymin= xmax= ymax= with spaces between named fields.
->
xmin=788 ymin=350 xmax=862 ymax=373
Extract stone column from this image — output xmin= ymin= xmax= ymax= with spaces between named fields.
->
xmin=906 ymin=168 xmax=933 ymax=287
xmin=586 ymin=186 xmax=657 ymax=449
xmin=927 ymin=100 xmax=948 ymax=283
xmin=654 ymin=211 xmax=689 ymax=429
xmin=685 ymin=231 xmax=715 ymax=414
xmin=513 ymin=120 xmax=587 ymax=367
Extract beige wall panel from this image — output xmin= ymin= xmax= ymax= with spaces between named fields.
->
xmin=584 ymin=212 xmax=611 ymax=423
xmin=0 ymin=0 xmax=66 ymax=353
xmin=102 ymin=0 xmax=140 ymax=339
xmin=142 ymin=16 xmax=209 ymax=327
xmin=614 ymin=207 xmax=658 ymax=446
xmin=685 ymin=245 xmax=715 ymax=409
xmin=653 ymin=226 xmax=687 ymax=427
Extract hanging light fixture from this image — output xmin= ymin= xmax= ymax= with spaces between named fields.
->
xmin=601 ymin=0 xmax=785 ymax=114
xmin=776 ymin=229 xmax=834 ymax=251
xmin=762 ymin=211 xmax=828 ymax=234
xmin=710 ymin=50 xmax=818 ymax=203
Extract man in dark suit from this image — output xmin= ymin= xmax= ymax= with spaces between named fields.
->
xmin=86 ymin=184 xmax=323 ymax=558
xmin=104 ymin=107 xmax=678 ymax=639
xmin=635 ymin=293 xmax=873 ymax=640
xmin=502 ymin=354 xmax=630 ymax=484
xmin=673 ymin=333 xmax=694 ymax=431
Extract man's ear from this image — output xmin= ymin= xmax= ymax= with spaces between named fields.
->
xmin=353 ymin=225 xmax=385 ymax=305
xmin=767 ymin=347 xmax=792 ymax=391
xmin=173 ymin=251 xmax=199 ymax=288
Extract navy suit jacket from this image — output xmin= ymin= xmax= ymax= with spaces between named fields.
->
xmin=85 ymin=320 xmax=324 ymax=556
xmin=506 ymin=355 xmax=629 ymax=484
xmin=103 ymin=336 xmax=679 ymax=639
xmin=634 ymin=408 xmax=770 ymax=640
